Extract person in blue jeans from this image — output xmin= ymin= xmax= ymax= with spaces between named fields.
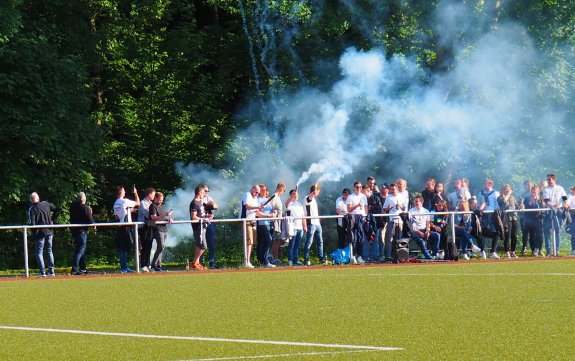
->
xmin=303 ymin=184 xmax=327 ymax=266
xmin=408 ymin=196 xmax=439 ymax=260
xmin=286 ymin=189 xmax=306 ymax=266
xmin=28 ymin=192 xmax=60 ymax=276
xmin=69 ymin=192 xmax=95 ymax=275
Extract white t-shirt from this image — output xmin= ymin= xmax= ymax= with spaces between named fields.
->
xmin=566 ymin=193 xmax=575 ymax=209
xmin=304 ymin=196 xmax=321 ymax=226
xmin=137 ymin=198 xmax=153 ymax=228
xmin=383 ymin=193 xmax=404 ymax=223
xmin=408 ymin=206 xmax=430 ymax=230
xmin=240 ymin=192 xmax=259 ymax=220
xmin=346 ymin=193 xmax=367 ymax=216
xmin=113 ymin=198 xmax=137 ymax=223
xmin=542 ymin=185 xmax=567 ymax=207
xmin=335 ymin=196 xmax=348 ymax=227
xmin=287 ymin=200 xmax=305 ymax=230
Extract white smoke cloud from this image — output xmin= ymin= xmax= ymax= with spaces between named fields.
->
xmin=164 ymin=1 xmax=573 ymax=245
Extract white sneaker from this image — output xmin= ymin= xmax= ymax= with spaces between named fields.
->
xmin=141 ymin=266 xmax=150 ymax=273
xmin=288 ymin=260 xmax=293 ymax=267
xmin=357 ymin=256 xmax=365 ymax=264
xmin=471 ymin=245 xmax=481 ymax=253
xmin=505 ymin=252 xmax=511 ymax=259
xmin=351 ymin=256 xmax=357 ymax=264
xmin=490 ymin=252 xmax=500 ymax=259
xmin=305 ymin=260 xmax=311 ymax=266
xmin=264 ymin=263 xmax=276 ymax=268
xmin=462 ymin=253 xmax=470 ymax=260
xmin=245 ymin=262 xmax=255 ymax=269
xmin=479 ymin=251 xmax=487 ymax=259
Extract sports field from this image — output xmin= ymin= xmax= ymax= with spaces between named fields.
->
xmin=1 ymin=259 xmax=574 ymax=360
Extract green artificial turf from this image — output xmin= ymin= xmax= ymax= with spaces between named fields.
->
xmin=1 ymin=259 xmax=574 ymax=360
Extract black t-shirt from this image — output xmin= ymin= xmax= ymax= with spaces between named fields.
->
xmin=189 ymin=199 xmax=205 ymax=231
xmin=149 ymin=202 xmax=167 ymax=232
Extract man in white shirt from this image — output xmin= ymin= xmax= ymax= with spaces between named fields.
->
xmin=346 ymin=181 xmax=368 ymax=216
xmin=382 ymin=183 xmax=405 ymax=262
xmin=542 ymin=173 xmax=568 ymax=255
xmin=408 ymin=196 xmax=439 ymax=260
xmin=303 ymin=183 xmax=327 ymax=266
xmin=239 ymin=184 xmax=262 ymax=268
xmin=335 ymin=188 xmax=351 ymax=249
xmin=113 ymin=185 xmax=140 ymax=273
xmin=286 ymin=189 xmax=307 ymax=266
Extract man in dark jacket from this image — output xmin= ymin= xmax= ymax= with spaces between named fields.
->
xmin=70 ymin=192 xmax=95 ymax=275
xmin=28 ymin=192 xmax=60 ymax=276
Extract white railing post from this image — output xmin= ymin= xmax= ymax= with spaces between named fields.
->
xmin=242 ymin=219 xmax=248 ymax=267
xmin=23 ymin=227 xmax=29 ymax=278
xmin=134 ymin=223 xmax=140 ymax=273
xmin=450 ymin=212 xmax=456 ymax=249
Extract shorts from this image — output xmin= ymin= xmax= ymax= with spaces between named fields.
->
xmin=246 ymin=223 xmax=257 ymax=246
xmin=192 ymin=227 xmax=207 ymax=249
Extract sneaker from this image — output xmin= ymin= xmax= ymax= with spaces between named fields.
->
xmin=521 ymin=247 xmax=527 ymax=255
xmin=305 ymin=260 xmax=311 ymax=266
xmin=356 ymin=256 xmax=365 ymax=264
xmin=46 ymin=271 xmax=55 ymax=277
xmin=141 ymin=266 xmax=150 ymax=273
xmin=471 ymin=245 xmax=481 ymax=253
xmin=294 ymin=261 xmax=303 ymax=266
xmin=72 ymin=271 xmax=84 ymax=276
xmin=351 ymin=256 xmax=357 ymax=264
xmin=321 ymin=259 xmax=329 ymax=266
xmin=191 ymin=262 xmax=207 ymax=270
xmin=121 ymin=268 xmax=134 ymax=273
xmin=479 ymin=251 xmax=487 ymax=260
xmin=37 ymin=272 xmax=47 ymax=277
xmin=462 ymin=253 xmax=470 ymax=261
xmin=505 ymin=252 xmax=511 ymax=259
xmin=263 ymin=263 xmax=276 ymax=268
xmin=245 ymin=262 xmax=255 ymax=269
xmin=273 ymin=259 xmax=286 ymax=266
xmin=80 ymin=269 xmax=88 ymax=275
xmin=208 ymin=263 xmax=221 ymax=269
xmin=490 ymin=252 xmax=500 ymax=259
xmin=510 ymin=252 xmax=518 ymax=258
xmin=152 ymin=266 xmax=166 ymax=272
xmin=288 ymin=260 xmax=293 ymax=267
xmin=571 ymin=250 xmax=575 ymax=256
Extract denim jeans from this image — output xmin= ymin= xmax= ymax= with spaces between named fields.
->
xmin=199 ymin=223 xmax=216 ymax=265
xmin=362 ymin=227 xmax=381 ymax=262
xmin=151 ymin=230 xmax=167 ymax=268
xmin=36 ymin=234 xmax=54 ymax=273
xmin=257 ymin=224 xmax=272 ymax=265
xmin=455 ymin=227 xmax=473 ymax=253
xmin=71 ymin=229 xmax=87 ymax=272
xmin=304 ymin=224 xmax=325 ymax=262
xmin=543 ymin=214 xmax=561 ymax=254
xmin=288 ymin=229 xmax=304 ymax=262
xmin=411 ymin=230 xmax=440 ymax=258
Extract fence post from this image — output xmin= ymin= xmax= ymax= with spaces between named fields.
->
xmin=134 ymin=223 xmax=140 ymax=273
xmin=23 ymin=227 xmax=29 ymax=278
xmin=449 ymin=212 xmax=456 ymax=249
xmin=242 ymin=219 xmax=247 ymax=267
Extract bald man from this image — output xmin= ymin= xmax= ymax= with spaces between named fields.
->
xmin=28 ymin=192 xmax=60 ymax=277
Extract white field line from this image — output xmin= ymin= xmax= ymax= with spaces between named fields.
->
xmin=173 ymin=349 xmax=377 ymax=361
xmin=329 ymin=273 xmax=575 ymax=277
xmin=0 ymin=326 xmax=402 ymax=351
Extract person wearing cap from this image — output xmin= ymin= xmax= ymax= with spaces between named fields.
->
xmin=335 ymin=188 xmax=351 ymax=249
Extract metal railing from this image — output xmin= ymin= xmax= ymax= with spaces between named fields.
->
xmin=0 ymin=207 xmax=564 ymax=277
